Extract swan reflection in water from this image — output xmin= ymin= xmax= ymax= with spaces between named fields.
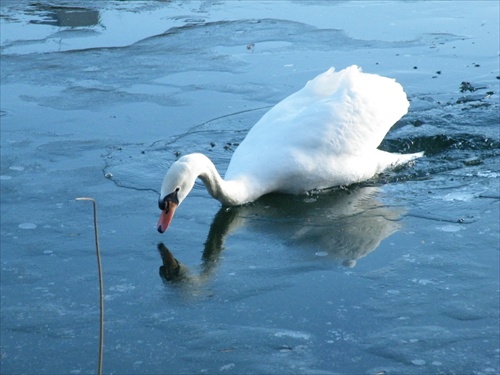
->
xmin=157 ymin=186 xmax=404 ymax=285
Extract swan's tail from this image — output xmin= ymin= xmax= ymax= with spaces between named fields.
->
xmin=390 ymin=151 xmax=424 ymax=168
xmin=374 ymin=150 xmax=424 ymax=174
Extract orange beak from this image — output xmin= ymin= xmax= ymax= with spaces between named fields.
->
xmin=157 ymin=200 xmax=178 ymax=233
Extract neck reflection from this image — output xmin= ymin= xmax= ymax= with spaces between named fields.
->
xmin=157 ymin=186 xmax=404 ymax=285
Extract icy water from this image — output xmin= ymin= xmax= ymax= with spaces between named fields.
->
xmin=1 ymin=1 xmax=499 ymax=374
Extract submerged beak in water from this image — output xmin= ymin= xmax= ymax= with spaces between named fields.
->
xmin=157 ymin=191 xmax=179 ymax=233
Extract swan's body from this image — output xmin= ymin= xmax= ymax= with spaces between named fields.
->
xmin=157 ymin=66 xmax=423 ymax=233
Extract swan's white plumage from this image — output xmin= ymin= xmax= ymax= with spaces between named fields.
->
xmin=157 ymin=66 xmax=423 ymax=232
xmin=234 ymin=66 xmax=408 ymax=156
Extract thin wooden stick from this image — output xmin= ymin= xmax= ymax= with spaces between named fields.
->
xmin=76 ymin=197 xmax=104 ymax=375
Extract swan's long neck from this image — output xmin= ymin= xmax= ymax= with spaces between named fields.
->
xmin=185 ymin=153 xmax=260 ymax=206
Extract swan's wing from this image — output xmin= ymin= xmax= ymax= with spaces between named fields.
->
xmin=245 ymin=66 xmax=409 ymax=155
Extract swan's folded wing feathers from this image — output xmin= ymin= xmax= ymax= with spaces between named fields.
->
xmin=244 ymin=66 xmax=408 ymax=156
xmin=301 ymin=66 xmax=409 ymax=154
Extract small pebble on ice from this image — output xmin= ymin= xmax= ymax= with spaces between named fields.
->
xmin=411 ymin=359 xmax=426 ymax=366
xmin=105 ymin=173 xmax=113 ymax=178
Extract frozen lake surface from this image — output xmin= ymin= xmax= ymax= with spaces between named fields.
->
xmin=1 ymin=1 xmax=499 ymax=374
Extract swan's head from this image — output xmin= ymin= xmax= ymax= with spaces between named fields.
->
xmin=157 ymin=157 xmax=197 ymax=233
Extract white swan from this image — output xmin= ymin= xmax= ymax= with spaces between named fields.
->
xmin=157 ymin=65 xmax=423 ymax=233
